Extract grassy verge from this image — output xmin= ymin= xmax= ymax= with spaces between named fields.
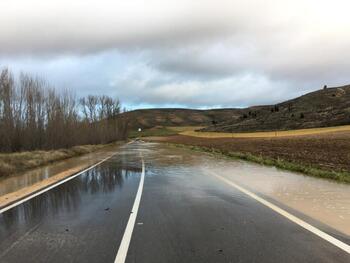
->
xmin=167 ymin=143 xmax=350 ymax=184
xmin=0 ymin=143 xmax=119 ymax=177
xmin=181 ymin=124 xmax=350 ymax=138
xmin=129 ymin=127 xmax=178 ymax=138
xmin=128 ymin=126 xmax=202 ymax=138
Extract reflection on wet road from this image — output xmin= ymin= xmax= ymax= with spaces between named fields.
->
xmin=0 ymin=142 xmax=349 ymax=263
xmin=0 ymin=145 xmax=121 ymax=196
xmin=0 ymin=143 xmax=142 ymax=263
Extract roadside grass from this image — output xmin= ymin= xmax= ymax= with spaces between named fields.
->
xmin=166 ymin=126 xmax=205 ymax=132
xmin=0 ymin=144 xmax=115 ymax=177
xmin=181 ymin=125 xmax=350 ymax=138
xmin=168 ymin=143 xmax=350 ymax=184
xmin=128 ymin=126 xmax=203 ymax=138
xmin=128 ymin=127 xmax=178 ymax=138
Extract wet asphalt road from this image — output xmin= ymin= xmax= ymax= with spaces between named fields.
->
xmin=0 ymin=142 xmax=349 ymax=263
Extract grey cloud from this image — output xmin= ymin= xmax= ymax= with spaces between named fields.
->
xmin=109 ymin=60 xmax=307 ymax=108
xmin=1 ymin=0 xmax=350 ymax=108
xmin=0 ymin=0 xmax=239 ymax=55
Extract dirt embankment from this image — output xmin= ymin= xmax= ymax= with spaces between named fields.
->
xmin=148 ymin=131 xmax=350 ymax=179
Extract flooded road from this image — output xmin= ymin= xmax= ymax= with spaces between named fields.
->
xmin=0 ymin=145 xmax=120 ymax=196
xmin=200 ymin=156 xmax=350 ymax=236
xmin=0 ymin=142 xmax=349 ymax=262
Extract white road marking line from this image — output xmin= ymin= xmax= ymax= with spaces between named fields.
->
xmin=0 ymin=152 xmax=120 ymax=214
xmin=114 ymin=157 xmax=145 ymax=263
xmin=0 ymin=141 xmax=137 ymax=214
xmin=208 ymin=170 xmax=350 ymax=254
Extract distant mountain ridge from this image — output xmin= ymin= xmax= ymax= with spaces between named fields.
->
xmin=125 ymin=85 xmax=350 ymax=132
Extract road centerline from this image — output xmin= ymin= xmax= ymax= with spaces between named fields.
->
xmin=114 ymin=155 xmax=145 ymax=263
xmin=207 ymin=170 xmax=350 ymax=254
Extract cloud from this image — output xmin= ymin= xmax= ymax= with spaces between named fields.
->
xmin=2 ymin=0 xmax=349 ymax=55
xmin=0 ymin=0 xmax=236 ymax=55
xmin=1 ymin=0 xmax=350 ymax=108
xmin=110 ymin=59 xmax=303 ymax=108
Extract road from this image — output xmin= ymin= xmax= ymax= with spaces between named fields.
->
xmin=0 ymin=142 xmax=349 ymax=262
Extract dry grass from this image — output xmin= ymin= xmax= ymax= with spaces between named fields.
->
xmin=166 ymin=126 xmax=205 ymax=132
xmin=147 ymin=130 xmax=350 ymax=183
xmin=0 ymin=144 xmax=110 ymax=177
xmin=169 ymin=144 xmax=350 ymax=183
xmin=0 ymin=165 xmax=89 ymax=208
xmin=128 ymin=126 xmax=205 ymax=138
xmin=181 ymin=125 xmax=350 ymax=138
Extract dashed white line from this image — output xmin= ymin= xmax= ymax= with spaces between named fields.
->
xmin=208 ymin=170 xmax=350 ymax=254
xmin=114 ymin=156 xmax=145 ymax=263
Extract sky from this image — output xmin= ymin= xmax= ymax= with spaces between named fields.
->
xmin=1 ymin=0 xmax=350 ymax=109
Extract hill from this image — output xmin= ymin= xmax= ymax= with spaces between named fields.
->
xmin=125 ymin=85 xmax=350 ymax=132
xmin=203 ymin=85 xmax=350 ymax=132
xmin=124 ymin=108 xmax=240 ymax=130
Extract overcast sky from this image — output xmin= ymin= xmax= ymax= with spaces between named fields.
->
xmin=1 ymin=0 xmax=350 ymax=109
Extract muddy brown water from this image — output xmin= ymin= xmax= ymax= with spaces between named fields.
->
xmin=147 ymin=143 xmax=350 ymax=236
xmin=0 ymin=142 xmax=349 ymax=262
xmin=198 ymin=153 xmax=350 ymax=236
xmin=0 ymin=142 xmax=349 ymax=237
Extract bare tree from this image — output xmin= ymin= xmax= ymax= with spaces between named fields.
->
xmin=0 ymin=68 xmax=128 ymax=152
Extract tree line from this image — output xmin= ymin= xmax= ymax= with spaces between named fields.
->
xmin=0 ymin=68 xmax=129 ymax=152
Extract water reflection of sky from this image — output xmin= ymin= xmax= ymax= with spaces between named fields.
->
xmin=0 ymin=158 xmax=142 ymax=231
xmin=0 ymin=148 xmax=120 ymax=196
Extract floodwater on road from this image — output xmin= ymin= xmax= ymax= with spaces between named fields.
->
xmin=0 ymin=145 xmax=120 ymax=196
xmin=195 ymin=150 xmax=350 ymax=236
xmin=0 ymin=142 xmax=349 ymax=263
xmin=139 ymin=143 xmax=350 ymax=237
xmin=1 ymin=142 xmax=349 ymax=238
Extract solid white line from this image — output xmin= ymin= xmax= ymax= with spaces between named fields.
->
xmin=0 ymin=141 xmax=137 ymax=214
xmin=114 ymin=157 xmax=145 ymax=263
xmin=208 ymin=170 xmax=350 ymax=254
xmin=0 ymin=152 xmax=119 ymax=214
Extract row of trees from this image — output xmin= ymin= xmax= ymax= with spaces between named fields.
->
xmin=0 ymin=68 xmax=128 ymax=152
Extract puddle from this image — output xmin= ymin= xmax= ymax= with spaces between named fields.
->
xmin=203 ymin=156 xmax=350 ymax=236
xmin=143 ymin=143 xmax=350 ymax=236
xmin=0 ymin=145 xmax=120 ymax=196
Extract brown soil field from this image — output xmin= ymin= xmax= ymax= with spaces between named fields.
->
xmin=148 ymin=131 xmax=350 ymax=173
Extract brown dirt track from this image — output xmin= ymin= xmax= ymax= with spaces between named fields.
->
xmin=148 ymin=131 xmax=350 ymax=173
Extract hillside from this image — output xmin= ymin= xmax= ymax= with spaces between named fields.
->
xmin=124 ymin=108 xmax=241 ymax=130
xmin=203 ymin=85 xmax=350 ymax=132
xmin=125 ymin=85 xmax=350 ymax=132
